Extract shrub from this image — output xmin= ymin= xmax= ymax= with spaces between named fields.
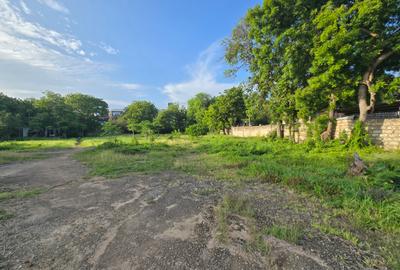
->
xmin=308 ymin=114 xmax=330 ymax=140
xmin=101 ymin=122 xmax=123 ymax=136
xmin=265 ymin=130 xmax=277 ymax=141
xmin=346 ymin=120 xmax=371 ymax=149
xmin=186 ymin=124 xmax=208 ymax=136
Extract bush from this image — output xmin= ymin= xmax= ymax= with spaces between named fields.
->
xmin=265 ymin=130 xmax=277 ymax=141
xmin=307 ymin=114 xmax=330 ymax=140
xmin=346 ymin=120 xmax=371 ymax=149
xmin=101 ymin=122 xmax=123 ymax=136
xmin=186 ymin=124 xmax=208 ymax=136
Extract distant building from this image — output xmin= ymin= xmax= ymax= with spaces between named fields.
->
xmin=108 ymin=109 xmax=124 ymax=120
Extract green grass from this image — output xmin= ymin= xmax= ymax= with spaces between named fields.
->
xmin=312 ymin=222 xmax=360 ymax=246
xmin=262 ymin=224 xmax=304 ymax=244
xmin=0 ymin=138 xmax=77 ymax=164
xmin=0 ymin=188 xmax=44 ymax=201
xmin=0 ymin=209 xmax=13 ymax=221
xmin=0 ymin=138 xmax=77 ymax=151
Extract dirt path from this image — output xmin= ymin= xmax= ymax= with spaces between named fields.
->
xmin=0 ymin=149 xmax=380 ymax=269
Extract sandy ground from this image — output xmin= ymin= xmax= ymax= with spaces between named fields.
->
xmin=0 ymin=149 xmax=381 ymax=269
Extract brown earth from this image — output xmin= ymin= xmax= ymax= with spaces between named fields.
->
xmin=0 ymin=149 xmax=383 ymax=269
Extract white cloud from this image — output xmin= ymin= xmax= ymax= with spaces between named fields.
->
xmin=0 ymin=0 xmax=142 ymax=108
xmin=37 ymin=0 xmax=69 ymax=14
xmin=163 ymin=41 xmax=236 ymax=104
xmin=104 ymin=99 xmax=130 ymax=109
xmin=0 ymin=0 xmax=90 ymax=72
xmin=112 ymin=83 xmax=142 ymax=90
xmin=100 ymin=42 xmax=118 ymax=55
xmin=20 ymin=0 xmax=30 ymax=14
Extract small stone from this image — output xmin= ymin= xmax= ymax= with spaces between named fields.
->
xmin=348 ymin=153 xmax=367 ymax=176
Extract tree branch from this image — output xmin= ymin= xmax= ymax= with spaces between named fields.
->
xmin=360 ymin=28 xmax=378 ymax=37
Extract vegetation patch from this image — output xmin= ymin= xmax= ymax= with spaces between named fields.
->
xmin=215 ymin=194 xmax=255 ymax=242
xmin=75 ymin=139 xmax=185 ymax=177
xmin=0 ymin=209 xmax=13 ymax=221
xmin=262 ymin=224 xmax=304 ymax=245
xmin=0 ymin=188 xmax=44 ymax=201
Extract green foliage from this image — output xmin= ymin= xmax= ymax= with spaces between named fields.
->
xmin=185 ymin=123 xmax=208 ymax=137
xmin=64 ymin=93 xmax=108 ymax=135
xmin=101 ymin=121 xmax=123 ymax=136
xmin=187 ymin=93 xmax=213 ymax=126
xmin=123 ymin=101 xmax=158 ymax=125
xmin=153 ymin=103 xmax=186 ymax=134
xmin=308 ymin=114 xmax=330 ymax=140
xmin=226 ymin=0 xmax=399 ymax=127
xmin=205 ymin=87 xmax=246 ymax=133
xmin=0 ymin=93 xmax=34 ymax=139
xmin=263 ymin=225 xmax=304 ymax=244
xmin=244 ymin=90 xmax=269 ymax=125
xmin=346 ymin=121 xmax=371 ymax=149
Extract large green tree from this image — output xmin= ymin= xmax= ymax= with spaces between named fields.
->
xmin=225 ymin=0 xmax=325 ymax=138
xmin=123 ymin=101 xmax=158 ymax=123
xmin=65 ymin=93 xmax=108 ymax=136
xmin=244 ymin=90 xmax=269 ymax=126
xmin=30 ymin=91 xmax=77 ymax=137
xmin=205 ymin=87 xmax=246 ymax=134
xmin=154 ymin=103 xmax=186 ymax=134
xmin=187 ymin=92 xmax=213 ymax=125
xmin=0 ymin=93 xmax=34 ymax=139
xmin=307 ymin=0 xmax=400 ymax=124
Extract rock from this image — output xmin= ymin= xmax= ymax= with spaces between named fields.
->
xmin=264 ymin=236 xmax=331 ymax=270
xmin=348 ymin=153 xmax=367 ymax=176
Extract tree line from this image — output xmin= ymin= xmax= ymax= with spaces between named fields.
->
xmin=0 ymin=91 xmax=108 ymax=139
xmin=103 ymin=87 xmax=268 ymax=137
xmin=0 ymin=87 xmax=268 ymax=139
xmin=224 ymin=0 xmax=399 ymax=140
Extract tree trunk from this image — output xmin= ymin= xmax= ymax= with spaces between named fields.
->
xmin=358 ymin=82 xmax=369 ymax=123
xmin=358 ymin=51 xmax=393 ymax=123
xmin=325 ymin=94 xmax=337 ymax=140
xmin=277 ymin=121 xmax=284 ymax=138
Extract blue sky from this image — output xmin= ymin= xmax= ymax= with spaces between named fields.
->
xmin=0 ymin=0 xmax=260 ymax=109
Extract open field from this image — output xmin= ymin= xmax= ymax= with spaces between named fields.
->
xmin=1 ymin=135 xmax=399 ymax=269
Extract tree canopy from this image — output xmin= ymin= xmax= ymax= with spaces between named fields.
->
xmin=225 ymin=0 xmax=400 ymax=137
xmin=123 ymin=101 xmax=158 ymax=124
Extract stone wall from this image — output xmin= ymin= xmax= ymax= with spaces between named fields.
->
xmin=231 ymin=117 xmax=400 ymax=150
xmin=231 ymin=123 xmax=307 ymax=143
xmin=231 ymin=125 xmax=277 ymax=137
xmin=334 ymin=117 xmax=400 ymax=150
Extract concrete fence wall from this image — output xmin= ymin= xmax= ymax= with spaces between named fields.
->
xmin=334 ymin=118 xmax=400 ymax=150
xmin=231 ymin=117 xmax=400 ymax=150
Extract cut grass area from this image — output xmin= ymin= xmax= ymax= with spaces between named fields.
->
xmin=0 ymin=138 xmax=77 ymax=151
xmin=0 ymin=151 xmax=50 ymax=165
xmin=0 ymin=138 xmax=77 ymax=165
xmin=0 ymin=188 xmax=44 ymax=201
xmin=76 ymin=140 xmax=186 ymax=177
xmin=74 ymin=134 xmax=400 ymax=268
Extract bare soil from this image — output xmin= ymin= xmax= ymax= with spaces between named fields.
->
xmin=0 ymin=149 xmax=383 ymax=269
